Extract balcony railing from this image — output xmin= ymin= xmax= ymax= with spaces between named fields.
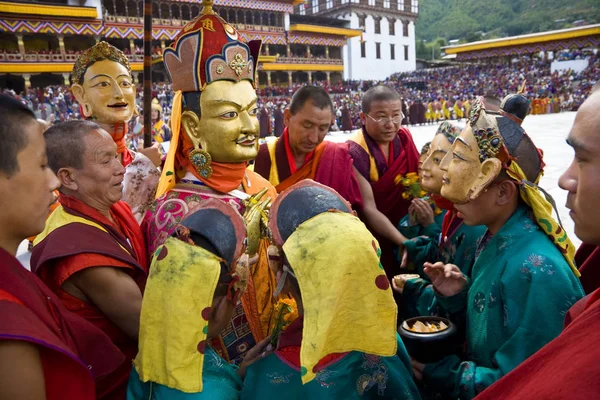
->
xmin=277 ymin=57 xmax=343 ymax=65
xmin=2 ymin=52 xmax=67 ymax=62
xmin=103 ymin=15 xmax=283 ymax=32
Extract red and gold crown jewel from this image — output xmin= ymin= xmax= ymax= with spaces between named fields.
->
xmin=163 ymin=0 xmax=261 ymax=93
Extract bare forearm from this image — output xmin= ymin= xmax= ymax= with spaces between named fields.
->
xmin=363 ymin=206 xmax=408 ymax=246
xmin=0 ymin=341 xmax=46 ymax=400
xmin=68 ymin=267 xmax=142 ymax=340
xmin=101 ymin=296 xmax=141 ymax=340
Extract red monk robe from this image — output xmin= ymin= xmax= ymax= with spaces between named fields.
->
xmin=475 ymin=288 xmax=600 ymax=399
xmin=254 ymin=127 xmax=363 ymax=208
xmin=575 ymin=244 xmax=600 ymax=294
xmin=348 ymin=127 xmax=420 ymax=278
xmin=31 ymin=194 xmax=148 ymax=398
xmin=0 ymin=248 xmax=126 ymax=400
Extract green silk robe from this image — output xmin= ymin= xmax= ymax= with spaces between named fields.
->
xmin=397 ymin=210 xmax=446 ymax=244
xmin=241 ymin=334 xmax=421 ymax=400
xmin=127 ymin=346 xmax=242 ymax=400
xmin=423 ymin=205 xmax=585 ymax=399
xmin=399 ymin=211 xmax=486 ymax=320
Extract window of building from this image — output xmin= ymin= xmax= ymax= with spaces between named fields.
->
xmin=402 ymin=20 xmax=409 ymax=37
xmin=361 ymin=41 xmax=366 ymax=58
xmin=404 ymin=0 xmax=412 ymax=12
xmin=358 ymin=15 xmax=366 ymax=29
xmin=389 ymin=19 xmax=395 ymax=35
xmin=390 ymin=44 xmax=395 ymax=60
xmin=404 ymin=45 xmax=409 ymax=60
xmin=374 ymin=18 xmax=381 ymax=34
xmin=376 ymin=42 xmax=381 ymax=59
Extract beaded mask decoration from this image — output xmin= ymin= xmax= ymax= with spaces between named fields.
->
xmin=469 ymin=97 xmax=504 ymax=163
xmin=436 ymin=120 xmax=460 ymax=144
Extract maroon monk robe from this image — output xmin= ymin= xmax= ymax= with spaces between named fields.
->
xmin=575 ymin=243 xmax=600 ymax=294
xmin=474 ymin=288 xmax=600 ymax=400
xmin=348 ymin=127 xmax=420 ymax=280
xmin=0 ymin=248 xmax=126 ymax=400
xmin=254 ymin=129 xmax=363 ymax=208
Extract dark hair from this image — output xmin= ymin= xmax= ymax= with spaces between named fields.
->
xmin=289 ymin=86 xmax=334 ymax=115
xmin=420 ymin=142 xmax=432 ymax=156
xmin=183 ymin=91 xmax=202 ymax=118
xmin=44 ymin=120 xmax=101 ymax=173
xmin=496 ymin=116 xmax=542 ymax=182
xmin=500 ymin=94 xmax=530 ymax=121
xmin=361 ymin=85 xmax=401 ymax=114
xmin=0 ymin=95 xmax=36 ymax=176
xmin=187 ymin=232 xmax=231 ymax=298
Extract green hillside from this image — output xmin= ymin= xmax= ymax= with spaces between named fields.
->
xmin=416 ymin=0 xmax=600 ymax=42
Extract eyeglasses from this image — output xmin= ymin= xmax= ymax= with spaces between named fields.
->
xmin=365 ymin=113 xmax=404 ymax=125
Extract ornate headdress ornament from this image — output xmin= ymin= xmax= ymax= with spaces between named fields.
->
xmin=162 ymin=0 xmax=260 ymax=93
xmin=71 ymin=41 xmax=131 ymax=84
xmin=435 ymin=121 xmax=460 ymax=144
xmin=469 ymin=97 xmax=504 ymax=163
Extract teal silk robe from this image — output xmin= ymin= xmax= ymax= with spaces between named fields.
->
xmin=397 ymin=210 xmax=446 ymax=243
xmin=241 ymin=334 xmax=421 ymax=400
xmin=399 ymin=211 xmax=486 ymax=319
xmin=423 ymin=205 xmax=585 ymax=399
xmin=127 ymin=346 xmax=242 ymax=400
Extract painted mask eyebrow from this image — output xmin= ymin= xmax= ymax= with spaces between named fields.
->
xmin=90 ymin=73 xmax=130 ymax=81
xmin=455 ymin=136 xmax=472 ymax=150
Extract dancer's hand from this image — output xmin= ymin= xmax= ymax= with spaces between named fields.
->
xmin=411 ymin=358 xmax=425 ymax=382
xmin=423 ymin=262 xmax=466 ymax=297
xmin=412 ymin=198 xmax=435 ymax=227
xmin=237 ymin=336 xmax=273 ymax=379
xmin=139 ymin=143 xmax=162 ymax=167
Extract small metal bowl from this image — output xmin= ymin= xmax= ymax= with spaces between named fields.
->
xmin=398 ymin=316 xmax=458 ymax=363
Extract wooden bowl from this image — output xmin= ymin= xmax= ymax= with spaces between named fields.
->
xmin=398 ymin=316 xmax=458 ymax=363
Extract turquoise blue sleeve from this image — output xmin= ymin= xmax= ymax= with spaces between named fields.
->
xmin=401 ymin=278 xmax=440 ymax=319
xmin=402 ymin=236 xmax=439 ymax=277
xmin=424 ymin=254 xmax=584 ymax=399
xmin=435 ymin=283 xmax=469 ymax=317
xmin=421 ymin=222 xmax=442 ymax=241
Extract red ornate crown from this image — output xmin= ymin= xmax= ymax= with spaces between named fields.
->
xmin=163 ymin=2 xmax=261 ymax=93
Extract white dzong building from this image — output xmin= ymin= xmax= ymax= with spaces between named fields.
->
xmin=295 ymin=0 xmax=419 ymax=80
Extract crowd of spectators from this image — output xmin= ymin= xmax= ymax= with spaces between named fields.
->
xmin=3 ymin=55 xmax=597 ymax=134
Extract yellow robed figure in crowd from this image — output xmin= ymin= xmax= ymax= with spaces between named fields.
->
xmin=70 ymin=42 xmax=161 ymax=221
xmin=142 ymin=0 xmax=278 ymax=365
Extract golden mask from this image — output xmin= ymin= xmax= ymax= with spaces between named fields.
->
xmin=71 ymin=59 xmax=136 ymax=125
xmin=181 ymin=80 xmax=260 ymax=163
xmin=421 ymin=134 xmax=454 ymax=195
xmin=421 ymin=122 xmax=460 ymax=195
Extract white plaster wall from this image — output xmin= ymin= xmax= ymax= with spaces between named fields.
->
xmin=345 ymin=12 xmax=416 ymax=80
xmin=69 ymin=0 xmax=102 ymax=19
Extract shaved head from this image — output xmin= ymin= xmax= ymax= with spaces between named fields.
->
xmin=559 ymin=90 xmax=600 ymax=245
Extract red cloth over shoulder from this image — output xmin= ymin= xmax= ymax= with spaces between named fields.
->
xmin=0 ymin=249 xmax=126 ymax=400
xmin=575 ymin=243 xmax=600 ymax=294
